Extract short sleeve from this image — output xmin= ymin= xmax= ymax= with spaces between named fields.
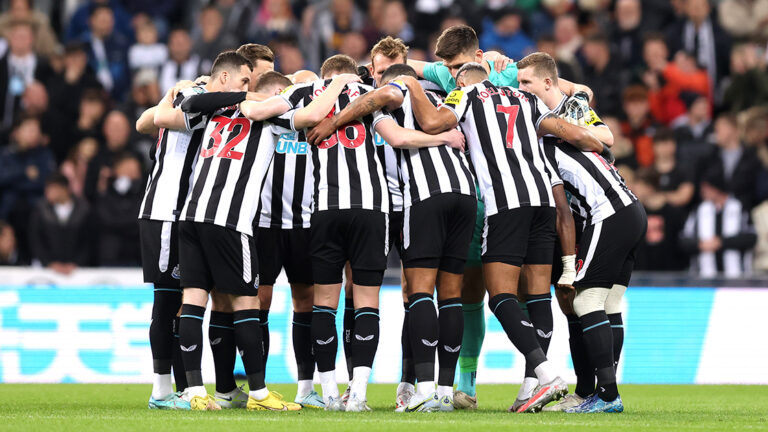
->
xmin=422 ymin=61 xmax=457 ymax=94
xmin=531 ymin=94 xmax=552 ymax=131
xmin=279 ymin=82 xmax=312 ymax=109
xmin=542 ymin=142 xmax=563 ymax=187
xmin=269 ymin=110 xmax=298 ymax=134
xmin=176 ymin=86 xmax=208 ymax=131
xmin=441 ymin=88 xmax=471 ymax=123
xmin=370 ymin=109 xmax=393 ymax=130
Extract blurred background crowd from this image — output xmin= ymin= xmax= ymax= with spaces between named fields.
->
xmin=0 ymin=0 xmax=767 ymax=278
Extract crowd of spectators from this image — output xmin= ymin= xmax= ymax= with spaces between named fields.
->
xmin=0 ymin=0 xmax=767 ymax=277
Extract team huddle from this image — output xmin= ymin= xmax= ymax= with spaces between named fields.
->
xmin=135 ymin=24 xmax=646 ymax=414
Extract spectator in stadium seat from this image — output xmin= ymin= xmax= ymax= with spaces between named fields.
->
xmin=0 ymin=114 xmax=55 ymax=221
xmin=245 ymin=0 xmax=300 ymax=46
xmin=95 ymin=153 xmax=143 ymax=267
xmin=717 ymin=0 xmax=768 ymax=40
xmin=653 ymin=128 xmax=695 ymax=208
xmin=0 ymin=220 xmax=25 ymax=265
xmin=84 ymin=110 xmax=138 ymax=202
xmin=192 ymin=6 xmax=239 ymax=75
xmin=307 ymin=0 xmax=365 ymax=71
xmin=680 ymin=169 xmax=757 ymax=278
xmin=28 ymin=173 xmax=92 ymax=273
xmin=645 ymin=50 xmax=711 ymax=126
xmin=274 ymin=38 xmax=306 ymax=75
xmin=672 ymin=93 xmax=714 ymax=153
xmin=536 ymin=34 xmax=581 ymax=83
xmin=553 ymin=14 xmax=583 ymax=66
xmin=379 ymin=0 xmax=415 ymax=45
xmin=0 ymin=19 xmax=54 ymax=141
xmin=127 ymin=20 xmax=167 ymax=72
xmin=339 ymin=32 xmax=370 ymax=64
xmin=46 ymin=42 xmax=103 ymax=133
xmin=611 ymin=0 xmax=646 ymax=71
xmin=722 ymin=43 xmax=768 ymax=114
xmin=632 ymin=167 xmax=689 ymax=271
xmin=66 ymin=0 xmax=133 ymax=43
xmin=60 ymin=136 xmax=99 ymax=199
xmin=479 ymin=7 xmax=535 ymax=62
xmin=604 ymin=115 xmax=639 ymax=169
xmin=158 ymin=29 xmax=200 ymax=94
xmin=0 ymin=0 xmax=59 ymax=58
xmin=581 ymin=33 xmax=625 ymax=117
xmin=620 ymin=85 xmax=657 ymax=167
xmin=700 ymin=113 xmax=762 ymax=209
xmin=19 ymin=81 xmax=66 ymax=163
xmin=80 ymin=4 xmax=130 ymax=100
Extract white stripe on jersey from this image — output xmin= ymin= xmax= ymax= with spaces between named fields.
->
xmin=279 ymin=79 xmax=390 ymax=213
xmin=442 ymin=80 xmax=554 ymax=216
xmin=138 ymin=86 xmax=208 ymax=222
xmin=387 ymin=83 xmax=475 ymax=207
xmin=181 ymin=108 xmax=278 ymax=236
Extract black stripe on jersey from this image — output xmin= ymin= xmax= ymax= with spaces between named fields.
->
xmin=364 ymin=110 xmax=384 ymax=210
xmin=226 ymin=124 xmax=265 ymax=230
xmin=324 ymin=135 xmax=340 ymax=209
xmin=437 ymin=146 xmax=461 ymax=192
xmin=477 ymin=89 xmax=518 ymax=210
xmin=563 ymin=181 xmax=594 ymax=225
xmin=291 ymin=154 xmax=308 ymax=227
xmin=185 ymin=155 xmax=212 ymax=218
xmin=175 ymin=129 xmax=204 ymax=217
xmin=141 ymin=130 xmax=168 ymax=219
xmin=270 ymin=153 xmax=286 ymax=226
xmin=204 ymin=157 xmax=233 ymax=222
xmin=560 ymin=146 xmax=626 ymax=213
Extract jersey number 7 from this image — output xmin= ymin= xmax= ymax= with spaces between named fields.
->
xmin=201 ymin=115 xmax=251 ymax=160
xmin=496 ymin=104 xmax=519 ymax=149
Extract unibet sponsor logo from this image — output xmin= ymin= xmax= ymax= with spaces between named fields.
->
xmin=276 ymin=133 xmax=310 ymax=155
xmin=445 ymin=90 xmax=464 ymax=106
xmin=373 ymin=132 xmax=387 ymax=147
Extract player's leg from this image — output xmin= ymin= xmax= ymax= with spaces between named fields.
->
xmin=345 ymin=209 xmax=388 ymax=412
xmin=209 ymin=290 xmax=241 ymax=408
xmin=141 ymin=220 xmax=187 ymax=409
xmin=391 ymin=210 xmax=415 ymax=410
xmin=309 ymin=210 xmax=346 ymax=410
xmin=284 ymin=227 xmax=323 ymax=407
xmin=176 ymin=221 xmax=218 ymax=410
xmin=342 ymin=262 xmax=354 ymax=384
xmin=258 ymin=286 xmax=272 ymax=366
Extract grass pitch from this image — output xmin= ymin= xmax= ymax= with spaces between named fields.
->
xmin=3 ymin=384 xmax=767 ymax=431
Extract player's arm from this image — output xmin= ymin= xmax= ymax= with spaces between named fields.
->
xmin=136 ymin=106 xmax=159 ymax=135
xmin=292 ymin=73 xmax=361 ymax=129
xmin=585 ymin=124 xmax=613 ymax=146
xmin=401 ymin=76 xmax=458 ymax=134
xmin=374 ymin=117 xmax=465 ymax=151
xmin=154 ymin=88 xmax=187 ymax=130
xmin=553 ymin=184 xmax=577 ymax=290
xmin=538 ymin=117 xmax=604 ymax=152
xmin=306 ymin=84 xmax=403 ymax=145
xmin=406 ymin=59 xmax=430 ymax=78
xmin=558 ymin=78 xmax=594 ymax=102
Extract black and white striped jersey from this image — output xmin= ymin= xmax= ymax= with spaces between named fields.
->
xmin=180 ymin=107 xmax=278 ymax=236
xmin=279 ymin=79 xmax=390 ymax=213
xmin=441 ymin=80 xmax=555 ymax=215
xmin=541 ymin=95 xmax=636 ymax=225
xmin=139 ymin=86 xmax=209 ymax=222
xmin=386 ymin=81 xmax=475 ymax=207
xmin=375 ymin=136 xmax=403 ymax=212
xmin=256 ymin=130 xmax=313 ymax=229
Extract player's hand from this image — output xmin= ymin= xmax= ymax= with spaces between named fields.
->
xmin=393 ymin=75 xmax=418 ymax=88
xmin=194 ymin=75 xmax=210 ymax=85
xmin=332 ymin=73 xmax=362 ymax=87
xmin=170 ymin=80 xmax=197 ymax=101
xmin=564 ymin=91 xmax=590 ymax=124
xmin=442 ymin=129 xmax=466 ymax=152
xmin=307 ymin=116 xmax=336 ymax=146
xmin=557 ymin=254 xmax=577 ymax=290
xmin=600 ymin=145 xmax=616 ymax=164
xmin=482 ymin=51 xmax=513 ymax=72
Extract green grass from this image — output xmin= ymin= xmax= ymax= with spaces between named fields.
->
xmin=3 ymin=384 xmax=767 ymax=431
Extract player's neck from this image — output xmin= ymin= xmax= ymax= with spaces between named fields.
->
xmin=541 ymin=87 xmax=564 ymax=111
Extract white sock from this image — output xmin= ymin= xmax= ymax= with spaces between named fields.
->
xmin=534 ymin=361 xmax=557 ymax=385
xmin=518 ymin=377 xmax=539 ymax=400
xmin=397 ymin=382 xmax=415 ymax=395
xmin=350 ymin=366 xmax=371 ymax=400
xmin=152 ymin=373 xmax=173 ymax=399
xmin=437 ymin=385 xmax=453 ymax=398
xmin=416 ymin=381 xmax=435 ymax=398
xmin=297 ymin=379 xmax=313 ymax=398
xmin=186 ymin=385 xmax=207 ymax=398
xmin=319 ymin=371 xmax=339 ymax=402
xmin=249 ymin=387 xmax=269 ymax=400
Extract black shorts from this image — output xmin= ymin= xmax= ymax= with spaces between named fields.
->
xmin=256 ymin=227 xmax=313 ymax=286
xmin=482 ymin=206 xmax=556 ymax=267
xmin=573 ymin=202 xmax=647 ymax=289
xmin=139 ymin=219 xmax=181 ymax=288
xmin=310 ymin=209 xmax=388 ymax=286
xmin=178 ymin=221 xmax=259 ymax=296
xmin=402 ymin=194 xmax=477 ymax=274
xmin=389 ymin=210 xmax=404 ymax=257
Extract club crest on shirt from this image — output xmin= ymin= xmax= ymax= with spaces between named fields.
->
xmin=171 ymin=264 xmax=181 ymax=280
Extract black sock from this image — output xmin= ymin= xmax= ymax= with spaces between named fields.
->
xmin=352 ymin=307 xmax=380 ymax=368
xmin=437 ymin=297 xmax=463 ymax=387
xmin=343 ymin=298 xmax=354 ymax=380
xmin=179 ymin=304 xmax=206 ymax=387
xmin=608 ymin=313 xmax=624 ymax=371
xmin=312 ymin=306 xmax=338 ymax=372
xmin=579 ymin=310 xmax=617 ymax=401
xmin=260 ymin=309 xmax=270 ymax=365
xmin=567 ymin=314 xmax=594 ymax=398
xmin=209 ymin=311 xmax=236 ymax=394
xmin=292 ymin=312 xmax=315 ymax=380
xmin=408 ymin=293 xmax=437 ymax=383
xmin=524 ymin=293 xmax=553 ymax=379
xmin=233 ymin=309 xmax=265 ymax=392
xmin=489 ymin=294 xmax=546 ymax=368
xmin=172 ymin=316 xmax=187 ymax=391
xmin=149 ymin=288 xmax=181 ymax=375
xmin=400 ymin=302 xmax=416 ymax=384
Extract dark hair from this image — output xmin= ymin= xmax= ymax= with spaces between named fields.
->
xmin=701 ymin=167 xmax=727 ymax=192
xmin=320 ymin=54 xmax=358 ymax=78
xmin=12 ymin=112 xmax=40 ymax=130
xmin=46 ymin=173 xmax=70 ymax=188
xmin=435 ymin=25 xmax=479 ymax=60
xmin=517 ymin=52 xmax=559 ymax=84
xmin=381 ymin=63 xmax=417 ymax=83
xmin=537 ymin=34 xmax=556 ymax=44
xmin=716 ymin=112 xmax=738 ymax=127
xmin=253 ymin=71 xmax=292 ymax=92
xmin=89 ymin=4 xmax=112 ymax=17
xmin=456 ymin=62 xmax=488 ymax=83
xmin=237 ymin=43 xmax=275 ymax=64
xmin=642 ymin=31 xmax=666 ymax=45
xmin=210 ymin=50 xmax=253 ymax=77
xmin=653 ymin=127 xmax=676 ymax=143
xmin=634 ymin=167 xmax=660 ymax=189
xmin=585 ymin=33 xmax=610 ymax=45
